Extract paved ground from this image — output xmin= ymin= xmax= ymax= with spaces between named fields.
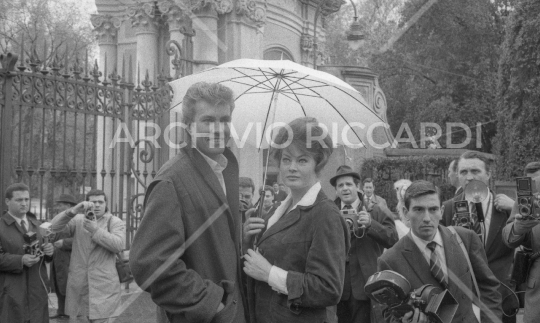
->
xmin=49 ymin=284 xmax=525 ymax=323
xmin=49 ymin=282 xmax=157 ymax=323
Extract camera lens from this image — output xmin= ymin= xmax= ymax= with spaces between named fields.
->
xmin=460 ymin=217 xmax=469 ymax=224
xmin=519 ymin=197 xmax=531 ymax=206
xmin=520 ymin=206 xmax=531 ymax=216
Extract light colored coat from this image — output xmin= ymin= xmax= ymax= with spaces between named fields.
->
xmin=51 ymin=212 xmax=125 ymax=319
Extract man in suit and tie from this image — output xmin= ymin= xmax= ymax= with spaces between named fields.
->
xmin=331 ymin=165 xmax=398 ymax=323
xmin=502 ymin=161 xmax=540 ymax=323
xmin=272 ymin=182 xmax=288 ymax=203
xmin=441 ymin=151 xmax=515 ymax=323
xmin=362 ymin=178 xmax=388 ymax=211
xmin=378 ymin=180 xmax=502 ymax=323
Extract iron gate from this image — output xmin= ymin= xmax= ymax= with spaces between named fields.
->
xmin=0 ymin=48 xmax=181 ymax=247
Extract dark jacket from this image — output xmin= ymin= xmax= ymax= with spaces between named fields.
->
xmin=51 ymin=230 xmax=73 ymax=295
xmin=442 ymin=192 xmax=514 ymax=285
xmin=378 ymin=226 xmax=502 ymax=323
xmin=247 ymin=189 xmax=349 ymax=323
xmin=0 ymin=212 xmax=51 ymax=323
xmin=130 ymin=147 xmax=246 ymax=323
xmin=502 ymin=204 xmax=540 ymax=323
xmin=334 ymin=193 xmax=398 ymax=300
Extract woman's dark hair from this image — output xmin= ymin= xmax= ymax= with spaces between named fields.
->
xmin=270 ymin=117 xmax=333 ymax=175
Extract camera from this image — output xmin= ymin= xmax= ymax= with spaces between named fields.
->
xmin=341 ymin=208 xmax=360 ymax=232
xmin=365 ymin=270 xmax=458 ymax=323
xmin=452 ymin=200 xmax=471 ymax=228
xmin=23 ymin=231 xmax=44 ymax=257
xmin=516 ymin=177 xmax=540 ymax=220
xmin=85 ymin=207 xmax=96 ymax=221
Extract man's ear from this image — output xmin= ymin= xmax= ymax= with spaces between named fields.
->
xmin=402 ymin=206 xmax=409 ymax=219
xmin=441 ymin=204 xmax=445 ymax=214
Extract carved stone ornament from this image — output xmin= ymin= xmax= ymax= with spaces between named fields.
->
xmin=127 ymin=2 xmax=159 ymax=33
xmin=91 ymin=15 xmax=123 ymax=44
xmin=301 ymin=33 xmax=314 ymax=52
xmin=235 ymin=0 xmax=267 ymax=27
xmin=212 ymin=0 xmax=234 ymax=14
xmin=158 ymin=0 xmax=191 ymax=32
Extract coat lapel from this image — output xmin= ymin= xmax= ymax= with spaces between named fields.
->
xmin=2 ymin=212 xmax=27 ymax=235
xmin=257 ymin=207 xmax=302 ymax=246
xmin=439 ymin=226 xmax=467 ymax=281
xmin=401 ymin=233 xmax=440 ymax=287
xmin=485 ymin=206 xmax=507 ymax=253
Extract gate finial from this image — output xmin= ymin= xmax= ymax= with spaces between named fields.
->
xmin=0 ymin=53 xmax=18 ymax=72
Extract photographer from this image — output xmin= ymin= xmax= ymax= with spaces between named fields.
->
xmin=378 ymin=180 xmax=502 ymax=323
xmin=502 ymin=161 xmax=540 ymax=323
xmin=331 ymin=165 xmax=398 ymax=323
xmin=240 ymin=177 xmax=255 ymax=223
xmin=0 ymin=183 xmax=54 ymax=322
xmin=50 ymin=190 xmax=125 ymax=323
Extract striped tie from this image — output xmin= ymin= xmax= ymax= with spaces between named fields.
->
xmin=470 ymin=203 xmax=482 ymax=236
xmin=427 ymin=241 xmax=447 ymax=289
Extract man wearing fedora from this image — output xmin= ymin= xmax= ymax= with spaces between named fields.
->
xmin=50 ymin=194 xmax=77 ymax=320
xmin=330 ymin=165 xmax=398 ymax=323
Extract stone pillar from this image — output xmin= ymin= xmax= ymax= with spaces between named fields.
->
xmin=191 ymin=1 xmax=223 ymax=72
xmin=128 ymin=2 xmax=160 ymax=82
xmin=158 ymin=0 xmax=193 ymax=159
xmin=221 ymin=0 xmax=267 ymax=61
xmin=91 ymin=14 xmax=122 ymax=199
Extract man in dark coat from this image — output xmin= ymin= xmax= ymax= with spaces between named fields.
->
xmin=379 ymin=180 xmax=502 ymax=323
xmin=0 ymin=183 xmax=54 ymax=323
xmin=272 ymin=182 xmax=287 ymax=203
xmin=130 ymin=82 xmax=247 ymax=323
xmin=330 ymin=165 xmax=398 ymax=323
xmin=441 ymin=151 xmax=515 ymax=323
xmin=49 ymin=194 xmax=76 ymax=320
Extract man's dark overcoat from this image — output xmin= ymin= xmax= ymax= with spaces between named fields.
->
xmin=130 ymin=147 xmax=246 ymax=323
xmin=0 ymin=212 xmax=51 ymax=323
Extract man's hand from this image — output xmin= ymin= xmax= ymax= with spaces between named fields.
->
xmin=83 ymin=218 xmax=98 ymax=234
xmin=495 ymin=194 xmax=514 ymax=212
xmin=358 ymin=210 xmax=371 ymax=227
xmin=243 ymin=217 xmax=265 ymax=242
xmin=70 ymin=201 xmax=94 ymax=215
xmin=512 ymin=214 xmax=540 ymax=236
xmin=42 ymin=243 xmax=54 ymax=256
xmin=401 ymin=308 xmax=428 ymax=323
xmin=243 ymin=248 xmax=272 ymax=282
xmin=22 ymin=254 xmax=41 ymax=267
xmin=53 ymin=239 xmax=63 ymax=249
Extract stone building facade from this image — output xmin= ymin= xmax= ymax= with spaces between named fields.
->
xmin=91 ymin=0 xmax=392 ymax=197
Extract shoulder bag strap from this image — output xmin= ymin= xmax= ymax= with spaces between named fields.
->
xmin=106 ymin=216 xmax=123 ymax=261
xmin=448 ymin=226 xmax=481 ymax=299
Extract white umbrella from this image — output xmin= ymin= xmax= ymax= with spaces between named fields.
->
xmin=169 ymin=59 xmax=384 ymax=149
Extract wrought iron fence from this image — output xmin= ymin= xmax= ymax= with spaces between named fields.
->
xmin=0 ymin=47 xmax=175 ymax=247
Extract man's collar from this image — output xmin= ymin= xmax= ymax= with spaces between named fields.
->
xmin=341 ymin=197 xmax=360 ymax=210
xmin=410 ymin=227 xmax=443 ymax=249
xmin=195 ymin=148 xmax=228 ymax=171
xmin=7 ymin=211 xmax=27 ymax=225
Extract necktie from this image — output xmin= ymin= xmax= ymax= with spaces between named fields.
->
xmin=343 ymin=204 xmax=352 ymax=210
xmin=470 ymin=202 xmax=482 ymax=236
xmin=427 ymin=241 xmax=447 ymax=289
xmin=21 ymin=219 xmax=28 ymax=233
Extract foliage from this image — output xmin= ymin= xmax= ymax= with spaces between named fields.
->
xmin=360 ymin=155 xmax=455 ymax=211
xmin=493 ymin=0 xmax=540 ymax=179
xmin=324 ymin=0 xmax=517 ymax=152
xmin=0 ymin=0 xmax=95 ymax=66
xmin=324 ymin=0 xmax=404 ymax=66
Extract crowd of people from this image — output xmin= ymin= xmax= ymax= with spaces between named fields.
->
xmin=1 ymin=80 xmax=540 ymax=323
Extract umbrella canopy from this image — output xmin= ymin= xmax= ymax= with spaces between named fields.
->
xmin=170 ymin=59 xmax=385 ymax=149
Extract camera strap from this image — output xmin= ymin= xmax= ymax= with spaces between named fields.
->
xmin=447 ymin=226 xmax=481 ymax=322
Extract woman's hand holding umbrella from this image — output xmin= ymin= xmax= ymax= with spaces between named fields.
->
xmin=243 ymin=216 xmax=265 ymax=242
xmin=243 ymin=248 xmax=272 ymax=282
